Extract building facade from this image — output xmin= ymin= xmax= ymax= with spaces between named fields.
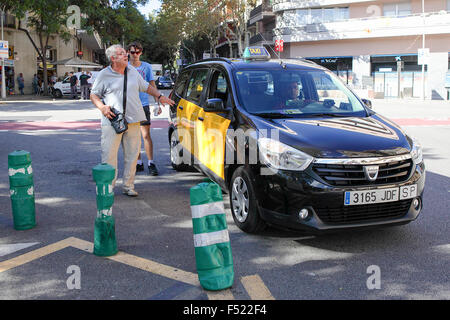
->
xmin=1 ymin=11 xmax=104 ymax=95
xmin=248 ymin=0 xmax=276 ymax=50
xmin=273 ymin=0 xmax=450 ymax=99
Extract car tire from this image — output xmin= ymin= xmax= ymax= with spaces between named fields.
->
xmin=53 ymin=89 xmax=62 ymax=98
xmin=170 ymin=129 xmax=193 ymax=171
xmin=229 ymin=166 xmax=266 ymax=234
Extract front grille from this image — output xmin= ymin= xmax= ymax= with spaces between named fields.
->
xmin=315 ymin=199 xmax=412 ymax=225
xmin=312 ymin=159 xmax=413 ymax=187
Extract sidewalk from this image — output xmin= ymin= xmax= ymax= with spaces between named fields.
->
xmin=371 ymin=98 xmax=450 ymax=119
xmin=0 ymin=94 xmax=56 ymax=103
xmin=1 ymin=95 xmax=449 ymax=122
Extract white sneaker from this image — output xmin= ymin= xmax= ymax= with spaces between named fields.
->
xmin=122 ymin=188 xmax=138 ymax=197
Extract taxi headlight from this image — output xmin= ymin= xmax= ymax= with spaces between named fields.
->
xmin=258 ymin=138 xmax=313 ymax=171
xmin=411 ymin=138 xmax=423 ymax=164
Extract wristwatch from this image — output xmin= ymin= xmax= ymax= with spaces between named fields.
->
xmin=158 ymin=93 xmax=163 ymax=101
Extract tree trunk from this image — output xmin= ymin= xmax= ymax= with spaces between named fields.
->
xmin=182 ymin=42 xmax=196 ymax=62
xmin=38 ymin=33 xmax=49 ymax=96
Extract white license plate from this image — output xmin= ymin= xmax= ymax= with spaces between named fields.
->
xmin=344 ymin=184 xmax=417 ymax=206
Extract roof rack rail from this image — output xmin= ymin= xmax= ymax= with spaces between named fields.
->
xmin=286 ymin=57 xmax=318 ymax=65
xmin=195 ymin=57 xmax=233 ymax=64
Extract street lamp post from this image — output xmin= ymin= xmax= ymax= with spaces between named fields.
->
xmin=421 ymin=0 xmax=425 ymax=100
xmin=1 ymin=8 xmax=6 ymax=100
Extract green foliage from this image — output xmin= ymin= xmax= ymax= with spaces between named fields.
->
xmin=72 ymin=0 xmax=148 ymax=45
xmin=26 ymin=0 xmax=72 ymax=42
xmin=6 ymin=0 xmax=178 ymax=73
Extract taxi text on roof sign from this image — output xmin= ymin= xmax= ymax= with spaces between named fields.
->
xmin=243 ymin=47 xmax=270 ymax=61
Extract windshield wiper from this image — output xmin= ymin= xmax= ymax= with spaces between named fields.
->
xmin=251 ymin=112 xmax=295 ymax=119
xmin=301 ymin=113 xmax=343 ymax=118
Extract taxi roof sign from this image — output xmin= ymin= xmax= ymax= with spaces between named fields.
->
xmin=243 ymin=47 xmax=270 ymax=61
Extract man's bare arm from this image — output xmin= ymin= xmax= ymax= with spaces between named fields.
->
xmin=90 ymin=93 xmax=115 ymax=119
xmin=146 ymin=84 xmax=175 ymax=106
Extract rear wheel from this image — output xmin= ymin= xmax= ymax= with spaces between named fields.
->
xmin=170 ymin=129 xmax=193 ymax=171
xmin=53 ymin=89 xmax=62 ymax=98
xmin=229 ymin=166 xmax=266 ymax=233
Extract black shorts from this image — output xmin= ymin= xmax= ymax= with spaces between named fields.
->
xmin=140 ymin=105 xmax=151 ymax=126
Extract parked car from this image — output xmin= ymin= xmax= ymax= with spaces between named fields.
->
xmin=52 ymin=71 xmax=99 ymax=98
xmin=156 ymin=76 xmax=174 ymax=89
xmin=168 ymin=47 xmax=425 ymax=234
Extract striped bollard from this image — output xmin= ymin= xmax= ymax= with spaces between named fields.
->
xmin=8 ymin=150 xmax=36 ymax=230
xmin=190 ymin=180 xmax=234 ymax=291
xmin=92 ymin=163 xmax=118 ymax=257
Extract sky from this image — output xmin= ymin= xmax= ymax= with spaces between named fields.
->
xmin=137 ymin=0 xmax=162 ymax=17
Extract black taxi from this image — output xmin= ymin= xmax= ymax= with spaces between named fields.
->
xmin=168 ymin=47 xmax=425 ymax=234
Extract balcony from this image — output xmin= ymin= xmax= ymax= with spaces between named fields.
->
xmin=249 ymin=31 xmax=274 ymax=45
xmin=77 ymin=30 xmax=103 ymax=50
xmin=274 ymin=11 xmax=450 ymax=42
xmin=249 ymin=2 xmax=275 ymax=25
xmin=272 ymin=0 xmax=374 ymax=13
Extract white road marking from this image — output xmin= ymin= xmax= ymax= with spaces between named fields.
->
xmin=0 ymin=242 xmax=40 ymax=258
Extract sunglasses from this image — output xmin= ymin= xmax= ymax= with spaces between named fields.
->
xmin=130 ymin=51 xmax=142 ymax=55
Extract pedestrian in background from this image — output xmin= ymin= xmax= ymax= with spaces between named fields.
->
xmin=90 ymin=44 xmax=174 ymax=197
xmin=127 ymin=41 xmax=160 ymax=176
xmin=17 ymin=73 xmax=24 ymax=95
xmin=69 ymin=72 xmax=78 ymax=99
xmin=79 ymin=71 xmax=91 ymax=100
xmin=87 ymin=71 xmax=93 ymax=92
xmin=50 ymin=73 xmax=57 ymax=86
xmin=32 ymin=74 xmax=38 ymax=94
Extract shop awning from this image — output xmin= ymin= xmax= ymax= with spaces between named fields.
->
xmin=52 ymin=57 xmax=102 ymax=68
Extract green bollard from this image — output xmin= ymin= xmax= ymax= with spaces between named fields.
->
xmin=8 ymin=150 xmax=36 ymax=230
xmin=190 ymin=181 xmax=234 ymax=291
xmin=92 ymin=163 xmax=118 ymax=257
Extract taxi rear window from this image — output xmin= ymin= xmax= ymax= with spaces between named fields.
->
xmin=186 ymin=69 xmax=209 ymax=104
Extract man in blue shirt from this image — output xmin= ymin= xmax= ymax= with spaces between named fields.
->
xmin=127 ymin=42 xmax=161 ymax=176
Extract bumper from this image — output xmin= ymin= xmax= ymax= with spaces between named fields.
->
xmin=251 ymin=162 xmax=426 ymax=233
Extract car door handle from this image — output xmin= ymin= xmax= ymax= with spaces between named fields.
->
xmin=198 ymin=117 xmax=204 ymax=121
xmin=179 ymin=106 xmax=183 ymax=110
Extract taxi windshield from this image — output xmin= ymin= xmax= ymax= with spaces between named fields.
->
xmin=233 ymin=69 xmax=367 ymax=117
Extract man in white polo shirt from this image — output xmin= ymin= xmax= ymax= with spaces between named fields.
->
xmin=90 ymin=44 xmax=174 ymax=197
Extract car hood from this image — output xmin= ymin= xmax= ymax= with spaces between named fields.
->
xmin=251 ymin=114 xmax=412 ymax=158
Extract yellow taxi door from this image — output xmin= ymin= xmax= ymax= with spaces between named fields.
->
xmin=177 ymin=69 xmax=210 ymax=158
xmin=195 ymin=70 xmax=232 ymax=181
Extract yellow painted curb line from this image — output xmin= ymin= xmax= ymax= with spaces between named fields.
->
xmin=0 ymin=237 xmax=243 ymax=300
xmin=241 ymin=275 xmax=275 ymax=300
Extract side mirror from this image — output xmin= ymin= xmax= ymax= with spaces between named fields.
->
xmin=205 ymin=98 xmax=225 ymax=112
xmin=362 ymin=98 xmax=372 ymax=109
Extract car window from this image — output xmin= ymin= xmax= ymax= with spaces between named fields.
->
xmin=235 ymin=71 xmax=275 ymax=112
xmin=234 ymin=69 xmax=365 ymax=116
xmin=174 ymin=71 xmax=190 ymax=98
xmin=208 ymin=71 xmax=230 ymax=103
xmin=186 ymin=69 xmax=209 ymax=104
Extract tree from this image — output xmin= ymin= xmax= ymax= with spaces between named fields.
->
xmin=74 ymin=0 xmax=149 ymax=46
xmin=7 ymin=0 xmax=151 ymax=95
xmin=10 ymin=0 xmax=72 ymax=95
xmin=159 ymin=0 xmax=219 ymax=61
xmin=219 ymin=0 xmax=256 ymax=57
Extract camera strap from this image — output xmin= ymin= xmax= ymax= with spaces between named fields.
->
xmin=123 ymin=67 xmax=127 ymax=116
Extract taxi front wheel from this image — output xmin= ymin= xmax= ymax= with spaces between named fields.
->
xmin=229 ymin=166 xmax=266 ymax=234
